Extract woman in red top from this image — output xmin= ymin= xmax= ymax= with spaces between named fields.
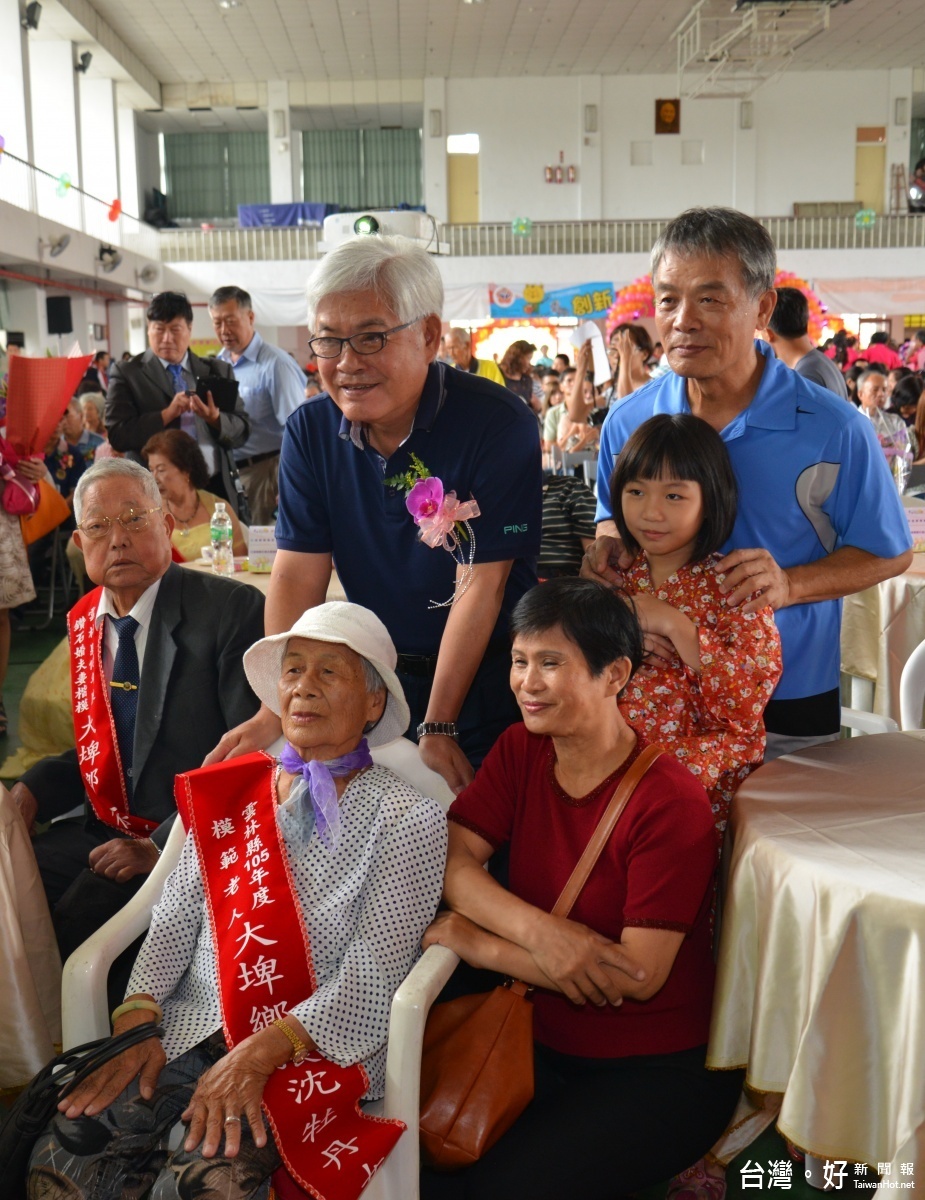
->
xmin=421 ymin=580 xmax=741 ymax=1200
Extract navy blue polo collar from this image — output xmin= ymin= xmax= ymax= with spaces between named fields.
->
xmin=337 ymin=361 xmax=448 ymax=450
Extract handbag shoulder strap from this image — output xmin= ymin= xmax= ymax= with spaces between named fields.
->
xmin=550 ymin=743 xmax=663 ymax=919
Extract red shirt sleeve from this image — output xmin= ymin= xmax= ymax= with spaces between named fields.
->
xmin=447 ymin=724 xmax=526 ymax=849
xmin=621 ymin=758 xmax=717 ymax=933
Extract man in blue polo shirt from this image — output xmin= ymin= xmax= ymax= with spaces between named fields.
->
xmin=587 ymin=207 xmax=912 ymax=758
xmin=208 ymin=235 xmax=542 ymax=791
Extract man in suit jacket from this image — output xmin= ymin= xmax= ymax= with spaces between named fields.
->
xmin=105 ymin=291 xmax=251 ymax=518
xmin=10 ymin=458 xmax=265 ymax=978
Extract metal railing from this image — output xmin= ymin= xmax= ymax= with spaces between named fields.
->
xmin=154 ymin=213 xmax=925 ymax=263
xmin=158 ymin=225 xmax=321 ymax=262
xmin=0 ymin=151 xmax=161 ymax=260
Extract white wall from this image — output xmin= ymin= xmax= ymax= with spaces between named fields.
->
xmin=436 ymin=68 xmax=905 ymax=221
xmin=446 ymin=76 xmax=584 ymax=222
xmin=29 ymin=41 xmax=82 ymax=227
xmin=754 ymin=71 xmax=891 ymax=212
xmin=79 ymin=77 xmax=120 ymax=206
xmin=0 ymin=0 xmax=32 ymax=162
xmin=135 ymin=125 xmax=162 ymax=215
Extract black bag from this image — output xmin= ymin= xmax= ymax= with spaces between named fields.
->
xmin=0 ymin=1022 xmax=164 ymax=1199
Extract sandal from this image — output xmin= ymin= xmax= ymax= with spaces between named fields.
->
xmin=666 ymin=1159 xmax=727 ymax=1200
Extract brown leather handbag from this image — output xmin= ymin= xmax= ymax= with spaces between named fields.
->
xmin=419 ymin=744 xmax=664 ymax=1169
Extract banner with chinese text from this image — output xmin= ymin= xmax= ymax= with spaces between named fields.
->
xmin=489 ymin=282 xmax=615 ymax=320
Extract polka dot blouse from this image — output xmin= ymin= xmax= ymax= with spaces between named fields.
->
xmin=127 ymin=764 xmax=448 ymax=1099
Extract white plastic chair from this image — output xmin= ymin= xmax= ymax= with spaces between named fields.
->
xmin=899 ymin=638 xmax=925 ymax=730
xmin=61 ymin=736 xmax=459 ymax=1200
xmin=840 ymin=707 xmax=899 ymax=736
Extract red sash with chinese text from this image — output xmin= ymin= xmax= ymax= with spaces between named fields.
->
xmin=67 ymin=588 xmax=157 ymax=838
xmin=176 ymin=753 xmax=405 ymax=1200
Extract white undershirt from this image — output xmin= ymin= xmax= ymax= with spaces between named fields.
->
xmin=94 ymin=577 xmax=162 ymax=681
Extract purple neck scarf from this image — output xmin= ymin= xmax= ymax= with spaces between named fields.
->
xmin=279 ymin=737 xmax=373 ymax=852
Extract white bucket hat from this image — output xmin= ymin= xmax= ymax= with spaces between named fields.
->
xmin=243 ymin=602 xmax=410 ymax=747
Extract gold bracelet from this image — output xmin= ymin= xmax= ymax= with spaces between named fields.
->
xmin=111 ymin=998 xmax=163 ymax=1024
xmin=270 ymin=1017 xmax=310 ymax=1065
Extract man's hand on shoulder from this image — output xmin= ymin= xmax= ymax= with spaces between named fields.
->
xmin=89 ymin=838 xmax=159 ymax=883
xmin=716 ymin=547 xmax=791 ymax=612
xmin=203 ymin=705 xmax=283 ymax=766
xmin=419 ymin=735 xmax=474 ymax=796
xmin=579 ymin=534 xmax=632 ymax=589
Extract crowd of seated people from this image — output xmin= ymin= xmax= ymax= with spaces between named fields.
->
xmin=2 ymin=208 xmax=917 ymax=1200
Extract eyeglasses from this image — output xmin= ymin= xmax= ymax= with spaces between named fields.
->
xmin=308 ymin=319 xmax=421 ymax=359
xmin=77 ymin=506 xmax=162 ymax=540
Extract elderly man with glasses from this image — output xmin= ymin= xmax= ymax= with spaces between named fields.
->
xmin=208 ymin=235 xmax=542 ymax=793
xmin=7 ymin=458 xmax=264 ymax=996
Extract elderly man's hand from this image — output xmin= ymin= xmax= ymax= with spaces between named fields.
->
xmin=419 ymin=735 xmax=474 ymax=796
xmin=10 ymin=782 xmax=38 ymax=836
xmin=524 ymin=912 xmax=646 ymax=1008
xmin=59 ymin=1009 xmax=165 ymax=1118
xmin=716 ymin=547 xmax=791 ymax=612
xmin=182 ymin=1026 xmax=294 ymax=1159
xmin=203 ymin=706 xmax=283 ymax=766
xmin=89 ymin=837 xmax=159 ymax=882
xmin=579 ymin=534 xmax=633 ymax=589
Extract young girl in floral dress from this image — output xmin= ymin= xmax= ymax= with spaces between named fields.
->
xmin=611 ymin=413 xmax=782 ymax=838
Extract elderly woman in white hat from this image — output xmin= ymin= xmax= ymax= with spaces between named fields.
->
xmin=28 ymin=602 xmax=448 ymax=1200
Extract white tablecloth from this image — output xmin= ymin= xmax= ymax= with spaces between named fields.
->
xmin=841 ymin=556 xmax=925 ymax=724
xmin=708 ymin=732 xmax=925 ymax=1182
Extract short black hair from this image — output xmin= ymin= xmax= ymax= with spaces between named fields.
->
xmin=768 ymin=287 xmax=809 ymax=339
xmin=510 ymin=579 xmax=644 ymax=680
xmin=146 ymin=292 xmax=193 ymax=325
xmin=610 ymin=413 xmax=737 ymax=561
xmin=93 ymin=350 xmax=110 ymax=364
xmin=869 ymin=331 xmax=890 ymax=345
xmin=553 ymin=353 xmax=570 ymax=368
xmin=890 ymin=375 xmax=923 ymax=411
xmin=209 ymin=285 xmax=253 ymax=310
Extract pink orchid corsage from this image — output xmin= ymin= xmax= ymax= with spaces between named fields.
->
xmin=406 ymin=476 xmax=481 ymax=608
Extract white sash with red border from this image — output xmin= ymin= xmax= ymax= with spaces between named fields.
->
xmin=176 ymin=753 xmax=404 ymax=1200
xmin=67 ymin=588 xmax=157 ymax=839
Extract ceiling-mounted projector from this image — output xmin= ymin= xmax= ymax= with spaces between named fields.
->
xmin=319 ymin=210 xmax=449 ymax=255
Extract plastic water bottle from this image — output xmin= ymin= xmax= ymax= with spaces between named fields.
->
xmin=210 ymin=502 xmax=234 ymax=575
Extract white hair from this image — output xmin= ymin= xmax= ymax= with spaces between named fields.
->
xmin=306 ymin=235 xmax=443 ymax=330
xmin=73 ymin=457 xmax=161 ymax=524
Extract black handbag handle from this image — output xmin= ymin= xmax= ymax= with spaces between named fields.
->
xmin=12 ymin=1022 xmax=164 ymax=1139
xmin=57 ymin=1022 xmax=165 ymax=1101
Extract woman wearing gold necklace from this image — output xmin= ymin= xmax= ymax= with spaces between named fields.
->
xmin=143 ymin=430 xmax=247 ymax=561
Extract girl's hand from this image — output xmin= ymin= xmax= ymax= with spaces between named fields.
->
xmin=627 ymin=594 xmax=701 ymax=672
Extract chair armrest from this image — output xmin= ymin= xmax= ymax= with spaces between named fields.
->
xmin=840 ymin=707 xmax=899 ymax=736
xmin=377 ymin=946 xmax=459 ymax=1200
xmin=61 ymin=820 xmax=186 ymax=1048
xmin=383 ymin=945 xmax=459 ymax=1122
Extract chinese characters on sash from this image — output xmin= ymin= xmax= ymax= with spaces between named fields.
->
xmin=177 ymin=754 xmax=404 ymax=1200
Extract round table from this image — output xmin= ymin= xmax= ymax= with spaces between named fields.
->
xmin=708 ymin=731 xmax=925 ymax=1184
xmin=841 ymin=554 xmax=925 ymax=724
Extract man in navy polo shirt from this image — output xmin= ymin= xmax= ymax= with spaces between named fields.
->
xmin=208 ymin=235 xmax=541 ymax=791
xmin=586 ymin=207 xmax=912 ymax=758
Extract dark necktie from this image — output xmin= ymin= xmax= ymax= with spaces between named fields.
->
xmin=109 ymin=614 xmax=140 ymax=803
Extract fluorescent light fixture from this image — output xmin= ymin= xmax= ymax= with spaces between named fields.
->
xmin=584 ymin=105 xmax=598 ymax=134
xmin=429 ymin=109 xmax=442 ymax=138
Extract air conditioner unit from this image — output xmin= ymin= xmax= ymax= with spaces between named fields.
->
xmin=319 ymin=210 xmax=449 ymax=255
